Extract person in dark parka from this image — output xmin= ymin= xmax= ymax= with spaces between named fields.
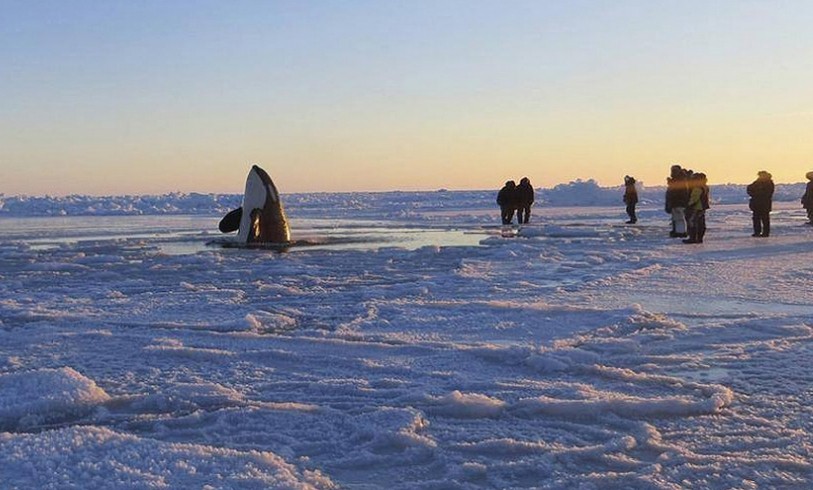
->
xmin=665 ymin=165 xmax=690 ymax=237
xmin=747 ymin=170 xmax=775 ymax=237
xmin=802 ymin=171 xmax=813 ymax=225
xmin=496 ymin=180 xmax=519 ymax=225
xmin=623 ymin=175 xmax=638 ymax=224
xmin=516 ymin=177 xmax=535 ymax=224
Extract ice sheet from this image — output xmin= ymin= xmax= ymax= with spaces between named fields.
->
xmin=1 ymin=194 xmax=812 ymax=488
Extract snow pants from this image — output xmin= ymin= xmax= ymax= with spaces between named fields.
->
xmin=686 ymin=209 xmax=706 ymax=242
xmin=516 ymin=205 xmax=531 ymax=224
xmin=671 ymin=208 xmax=686 ymax=235
xmin=626 ymin=203 xmax=637 ymax=223
xmin=752 ymin=209 xmax=770 ymax=236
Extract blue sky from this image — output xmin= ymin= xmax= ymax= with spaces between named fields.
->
xmin=2 ymin=1 xmax=812 ymax=195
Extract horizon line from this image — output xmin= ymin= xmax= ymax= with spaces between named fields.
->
xmin=2 ymin=179 xmax=808 ymax=199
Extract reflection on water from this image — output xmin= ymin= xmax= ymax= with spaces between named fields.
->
xmin=1 ymin=215 xmax=487 ymax=255
xmin=277 ymin=220 xmax=486 ymax=253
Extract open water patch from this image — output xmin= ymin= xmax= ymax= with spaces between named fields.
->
xmin=1 ymin=215 xmax=488 ymax=255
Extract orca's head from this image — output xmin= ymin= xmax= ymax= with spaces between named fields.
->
xmin=237 ymin=164 xmax=290 ymax=243
xmin=249 ymin=165 xmax=281 ymax=203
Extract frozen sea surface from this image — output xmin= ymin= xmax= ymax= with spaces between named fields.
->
xmin=1 ymin=198 xmax=813 ymax=489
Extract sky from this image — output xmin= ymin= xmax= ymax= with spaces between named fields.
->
xmin=1 ymin=0 xmax=812 ymax=196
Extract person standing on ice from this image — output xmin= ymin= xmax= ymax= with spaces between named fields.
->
xmin=683 ymin=172 xmax=709 ymax=244
xmin=496 ymin=180 xmax=519 ymax=225
xmin=516 ymin=177 xmax=535 ymax=224
xmin=665 ymin=165 xmax=689 ymax=237
xmin=747 ymin=170 xmax=775 ymax=237
xmin=801 ymin=171 xmax=813 ymax=225
xmin=664 ymin=177 xmax=675 ymax=235
xmin=622 ymin=175 xmax=638 ymax=224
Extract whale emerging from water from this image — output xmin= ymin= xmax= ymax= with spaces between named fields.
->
xmin=218 ymin=165 xmax=291 ymax=244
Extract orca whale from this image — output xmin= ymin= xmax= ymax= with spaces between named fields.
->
xmin=218 ymin=165 xmax=291 ymax=244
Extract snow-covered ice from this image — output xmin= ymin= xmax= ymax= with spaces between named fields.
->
xmin=1 ymin=192 xmax=812 ymax=488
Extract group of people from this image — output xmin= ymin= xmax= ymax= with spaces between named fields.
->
xmin=620 ymin=166 xmax=710 ymax=244
xmin=628 ymin=166 xmax=813 ymax=241
xmin=749 ymin=170 xmax=813 ymax=233
xmin=663 ymin=165 xmax=710 ymax=244
xmin=496 ymin=177 xmax=535 ymax=225
xmin=497 ymin=168 xmax=813 ymax=239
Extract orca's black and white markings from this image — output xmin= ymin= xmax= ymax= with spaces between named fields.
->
xmin=218 ymin=165 xmax=291 ymax=245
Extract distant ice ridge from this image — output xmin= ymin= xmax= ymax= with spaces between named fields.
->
xmin=0 ymin=180 xmax=807 ymax=217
